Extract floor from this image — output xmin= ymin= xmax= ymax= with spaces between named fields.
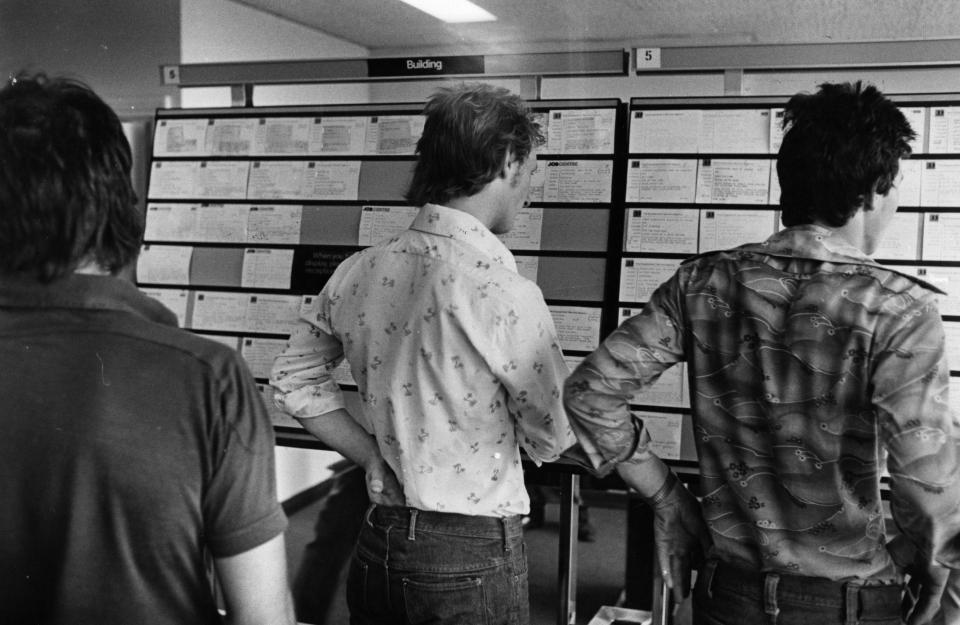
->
xmin=284 ymin=488 xmax=631 ymax=625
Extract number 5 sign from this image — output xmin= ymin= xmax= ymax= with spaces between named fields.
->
xmin=635 ymin=48 xmax=662 ymax=70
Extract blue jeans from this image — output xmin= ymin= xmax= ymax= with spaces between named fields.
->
xmin=693 ymin=559 xmax=903 ymax=625
xmin=346 ymin=504 xmax=529 ymax=625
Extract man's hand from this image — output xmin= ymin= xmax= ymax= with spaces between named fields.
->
xmin=646 ymin=472 xmax=712 ymax=604
xmin=889 ymin=534 xmax=951 ymax=625
xmin=365 ymin=457 xmax=405 ymax=507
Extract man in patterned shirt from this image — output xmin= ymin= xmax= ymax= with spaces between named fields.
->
xmin=564 ymin=82 xmax=960 ymax=625
xmin=271 ymin=83 xmax=576 ymax=625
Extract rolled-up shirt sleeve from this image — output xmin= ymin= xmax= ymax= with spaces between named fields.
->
xmin=269 ymin=294 xmax=347 ymax=419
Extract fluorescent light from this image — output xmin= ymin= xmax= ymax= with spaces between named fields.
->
xmin=397 ymin=0 xmax=497 ymax=23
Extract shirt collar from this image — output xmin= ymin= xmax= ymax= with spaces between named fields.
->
xmin=409 ymin=203 xmax=517 ymax=272
xmin=738 ymin=224 xmax=944 ymax=294
xmin=0 ymin=273 xmax=180 ymax=326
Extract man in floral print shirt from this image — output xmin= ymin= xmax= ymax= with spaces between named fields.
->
xmin=565 ymin=82 xmax=960 ymax=625
xmin=271 ymin=83 xmax=576 ymax=625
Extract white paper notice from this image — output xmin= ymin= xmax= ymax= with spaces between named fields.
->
xmin=247 ymin=205 xmax=303 ymax=244
xmin=204 ymin=118 xmax=256 ymax=155
xmin=194 ymin=161 xmax=249 ymax=199
xmin=698 ymin=209 xmax=777 ymax=253
xmin=542 ymin=160 xmax=613 ymax=203
xmin=941 ymin=321 xmax=960 ymax=371
xmin=634 ymin=363 xmax=686 ymax=408
xmin=149 ymin=161 xmax=199 ymax=199
xmin=154 ymin=118 xmax=208 ymax=156
xmin=241 ymin=248 xmax=294 ymax=289
xmin=191 ymin=291 xmax=249 ymax=332
xmin=312 ymin=116 xmax=368 ymax=154
xmin=549 ymin=306 xmax=602 ymax=352
xmin=240 ymin=337 xmax=288 ymax=379
xmin=905 ymin=265 xmax=960 ymax=315
xmin=626 ymin=159 xmax=698 ymax=203
xmin=624 ymin=208 xmax=699 ymax=254
xmin=900 ymin=107 xmax=926 ymax=154
xmin=635 ymin=411 xmax=683 ymax=460
xmin=195 ymin=204 xmax=248 ymax=243
xmin=358 ymin=205 xmax=418 ymax=246
xmin=619 ymin=258 xmax=681 ymax=302
xmin=769 ymin=109 xmax=786 ymax=153
xmin=248 ymin=161 xmax=306 ymax=200
xmin=246 ymin=294 xmax=303 ymax=334
xmin=515 ymin=256 xmax=539 ymax=283
xmin=527 ymin=161 xmax=546 ymax=203
xmin=137 ymin=245 xmax=193 ymax=284
xmin=253 ymin=117 xmax=311 ymax=155
xmin=139 ymin=288 xmax=189 ymax=327
xmin=928 ymin=107 xmax=960 ymax=153
xmin=497 ymin=207 xmax=543 ymax=250
xmin=899 ymin=160 xmax=923 ymax=207
xmin=920 ymin=160 xmax=960 ymax=206
xmin=922 ymin=213 xmax=960 ymax=261
xmin=699 ymin=109 xmax=770 ymax=154
xmin=546 ymin=109 xmax=616 ymax=154
xmin=144 ymin=203 xmax=198 ymax=241
xmin=695 ymin=159 xmax=771 ymax=204
xmin=366 ymin=115 xmax=425 ymax=155
xmin=331 ymin=360 xmax=356 ymax=386
xmin=873 ymin=212 xmax=920 ymax=261
xmin=628 ymin=110 xmax=701 ymax=153
xmin=301 ymin=161 xmax=361 ymax=200
xmin=768 ymin=165 xmax=782 ymax=205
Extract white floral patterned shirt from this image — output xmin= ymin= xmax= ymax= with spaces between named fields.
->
xmin=271 ymin=204 xmax=576 ymax=516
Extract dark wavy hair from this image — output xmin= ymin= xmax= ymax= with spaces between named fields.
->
xmin=777 ymin=81 xmax=915 ymax=227
xmin=405 ymin=83 xmax=544 ymax=207
xmin=0 ymin=72 xmax=142 ymax=281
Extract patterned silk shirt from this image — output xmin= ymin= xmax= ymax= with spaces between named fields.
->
xmin=271 ymin=204 xmax=576 ymax=517
xmin=565 ymin=225 xmax=960 ymax=580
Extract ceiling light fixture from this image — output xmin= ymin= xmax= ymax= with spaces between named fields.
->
xmin=397 ymin=0 xmax=496 ymax=23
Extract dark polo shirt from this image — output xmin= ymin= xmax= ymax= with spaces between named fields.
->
xmin=0 ymin=274 xmax=287 ymax=624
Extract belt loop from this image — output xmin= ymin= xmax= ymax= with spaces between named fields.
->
xmin=407 ymin=509 xmax=418 ymax=541
xmin=702 ymin=559 xmax=719 ymax=599
xmin=365 ymin=503 xmax=377 ymax=526
xmin=843 ymin=583 xmax=859 ymax=625
xmin=501 ymin=517 xmax=510 ymax=553
xmin=763 ymin=573 xmax=780 ymax=625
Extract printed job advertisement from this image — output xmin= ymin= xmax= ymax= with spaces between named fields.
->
xmin=768 ymin=109 xmax=786 ymax=153
xmin=245 ymin=294 xmax=303 ymax=334
xmin=624 ymin=207 xmax=699 ymax=254
xmin=527 ymin=160 xmax=546 ymax=203
xmin=548 ymin=305 xmax=602 ymax=352
xmin=628 ymin=110 xmax=701 ymax=153
xmin=144 ymin=203 xmax=198 ymax=241
xmin=331 ymin=360 xmax=356 ymax=386
xmin=531 ymin=111 xmax=550 ymax=146
xmin=140 ymin=288 xmax=189 ymax=327
xmin=546 ymin=109 xmax=615 ymax=154
xmin=194 ymin=203 xmax=248 ymax=243
xmin=898 ymin=159 xmax=923 ymax=206
xmin=154 ymin=118 xmax=208 ymax=156
xmin=311 ymin=116 xmax=368 ymax=154
xmin=768 ymin=166 xmax=782 ymax=205
xmin=366 ymin=115 xmax=425 ymax=155
xmin=194 ymin=161 xmax=249 ymax=199
xmin=873 ymin=212 xmax=920 ymax=261
xmin=136 ymin=245 xmax=193 ymax=284
xmin=300 ymin=161 xmax=361 ymax=200
xmin=928 ymin=107 xmax=960 ymax=152
xmin=240 ymin=337 xmax=288 ymax=379
xmin=247 ymin=205 xmax=303 ymax=244
xmin=634 ymin=411 xmax=683 ymax=460
xmin=900 ymin=107 xmax=926 ymax=154
xmin=241 ymin=248 xmax=294 ymax=289
xmin=633 ymin=364 xmax=686 ymax=408
xmin=920 ymin=160 xmax=960 ymax=206
xmin=252 ymin=117 xmax=311 ymax=155
xmin=542 ymin=160 xmax=613 ymax=203
xmin=191 ymin=291 xmax=248 ymax=332
xmin=563 ymin=354 xmax=584 ymax=373
xmin=626 ymin=159 xmax=697 ymax=203
xmin=619 ymin=257 xmax=681 ymax=302
xmin=902 ymin=265 xmax=960 ymax=315
xmin=514 ymin=255 xmax=539 ymax=283
xmin=922 ymin=213 xmax=960 ymax=261
xmin=695 ymin=159 xmax=770 ymax=204
xmin=248 ymin=161 xmax=306 ymax=200
xmin=941 ymin=321 xmax=960 ymax=371
xmin=699 ymin=109 xmax=770 ymax=154
xmin=698 ymin=209 xmax=777 ymax=252
xmin=148 ymin=161 xmax=199 ymax=199
xmin=497 ymin=206 xmax=543 ymax=250
xmin=204 ymin=118 xmax=256 ymax=155
xmin=358 ymin=205 xmax=419 ymax=246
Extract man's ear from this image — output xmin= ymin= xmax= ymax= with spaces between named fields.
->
xmin=500 ymin=150 xmax=518 ymax=179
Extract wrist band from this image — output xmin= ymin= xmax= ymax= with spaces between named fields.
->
xmin=644 ymin=471 xmax=680 ymax=509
